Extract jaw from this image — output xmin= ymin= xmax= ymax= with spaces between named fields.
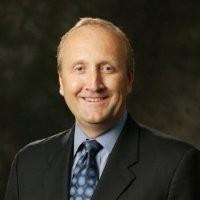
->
xmin=73 ymin=99 xmax=126 ymax=138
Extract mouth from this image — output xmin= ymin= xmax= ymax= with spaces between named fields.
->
xmin=82 ymin=97 xmax=108 ymax=103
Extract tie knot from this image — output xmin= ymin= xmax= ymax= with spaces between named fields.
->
xmin=83 ymin=140 xmax=102 ymax=157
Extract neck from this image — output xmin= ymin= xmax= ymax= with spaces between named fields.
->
xmin=76 ymin=123 xmax=111 ymax=139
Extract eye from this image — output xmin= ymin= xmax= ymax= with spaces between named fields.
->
xmin=73 ymin=64 xmax=86 ymax=73
xmin=101 ymin=64 xmax=115 ymax=73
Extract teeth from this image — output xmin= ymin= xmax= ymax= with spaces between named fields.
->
xmin=84 ymin=97 xmax=104 ymax=102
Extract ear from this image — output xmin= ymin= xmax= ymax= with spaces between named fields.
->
xmin=127 ymin=71 xmax=134 ymax=94
xmin=58 ymin=74 xmax=64 ymax=96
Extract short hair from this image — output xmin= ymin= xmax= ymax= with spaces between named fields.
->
xmin=57 ymin=17 xmax=135 ymax=76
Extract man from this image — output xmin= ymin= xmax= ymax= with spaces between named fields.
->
xmin=5 ymin=17 xmax=200 ymax=200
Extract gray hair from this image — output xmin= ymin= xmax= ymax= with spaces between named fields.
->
xmin=57 ymin=17 xmax=135 ymax=76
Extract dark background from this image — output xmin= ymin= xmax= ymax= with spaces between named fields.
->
xmin=1 ymin=0 xmax=200 ymax=199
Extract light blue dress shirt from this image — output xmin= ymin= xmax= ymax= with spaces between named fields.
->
xmin=72 ymin=111 xmax=128 ymax=178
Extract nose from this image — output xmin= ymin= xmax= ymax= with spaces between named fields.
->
xmin=85 ymin=69 xmax=105 ymax=92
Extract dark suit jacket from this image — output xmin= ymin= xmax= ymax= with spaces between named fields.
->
xmin=5 ymin=115 xmax=200 ymax=200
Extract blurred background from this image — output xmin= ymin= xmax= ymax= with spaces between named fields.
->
xmin=1 ymin=0 xmax=200 ymax=198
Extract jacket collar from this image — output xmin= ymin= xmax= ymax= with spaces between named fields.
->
xmin=44 ymin=114 xmax=139 ymax=200
xmin=92 ymin=115 xmax=140 ymax=200
xmin=44 ymin=127 xmax=74 ymax=200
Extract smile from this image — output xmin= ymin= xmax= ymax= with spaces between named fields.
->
xmin=82 ymin=97 xmax=108 ymax=102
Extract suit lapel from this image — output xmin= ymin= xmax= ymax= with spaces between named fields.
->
xmin=44 ymin=128 xmax=74 ymax=200
xmin=43 ymin=116 xmax=139 ymax=200
xmin=92 ymin=116 xmax=139 ymax=200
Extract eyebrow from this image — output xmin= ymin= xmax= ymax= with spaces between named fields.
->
xmin=71 ymin=60 xmax=88 ymax=66
xmin=70 ymin=58 xmax=118 ymax=68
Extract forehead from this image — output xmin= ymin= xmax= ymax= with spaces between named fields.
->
xmin=61 ymin=25 xmax=125 ymax=52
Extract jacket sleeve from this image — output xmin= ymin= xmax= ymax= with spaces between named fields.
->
xmin=4 ymin=154 xmax=19 ymax=200
xmin=167 ymin=148 xmax=200 ymax=200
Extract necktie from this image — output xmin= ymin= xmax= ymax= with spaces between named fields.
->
xmin=70 ymin=140 xmax=102 ymax=200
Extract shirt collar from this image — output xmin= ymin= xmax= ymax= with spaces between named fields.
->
xmin=73 ymin=111 xmax=128 ymax=156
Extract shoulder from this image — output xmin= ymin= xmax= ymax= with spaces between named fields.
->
xmin=139 ymin=122 xmax=194 ymax=149
xmin=15 ymin=128 xmax=73 ymax=164
xmin=126 ymin=117 xmax=200 ymax=184
xmin=135 ymin=121 xmax=199 ymax=163
xmin=125 ymin=115 xmax=199 ymax=162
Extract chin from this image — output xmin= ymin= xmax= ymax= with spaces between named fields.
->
xmin=84 ymin=113 xmax=110 ymax=125
xmin=86 ymin=117 xmax=106 ymax=124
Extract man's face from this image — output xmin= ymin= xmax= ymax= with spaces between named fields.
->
xmin=59 ymin=25 xmax=133 ymax=133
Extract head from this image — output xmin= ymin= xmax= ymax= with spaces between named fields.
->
xmin=58 ymin=18 xmax=135 ymax=77
xmin=57 ymin=17 xmax=135 ymax=137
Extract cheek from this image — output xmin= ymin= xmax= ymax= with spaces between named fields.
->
xmin=62 ymin=77 xmax=83 ymax=95
xmin=106 ymin=75 xmax=129 ymax=95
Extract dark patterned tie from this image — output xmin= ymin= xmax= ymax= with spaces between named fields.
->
xmin=70 ymin=140 xmax=102 ymax=200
